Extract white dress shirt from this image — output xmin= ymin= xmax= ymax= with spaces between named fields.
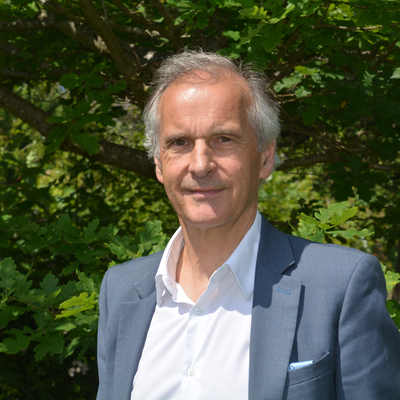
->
xmin=131 ymin=212 xmax=262 ymax=400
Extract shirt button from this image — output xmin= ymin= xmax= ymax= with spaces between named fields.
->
xmin=188 ymin=367 xmax=196 ymax=376
xmin=195 ymin=306 xmax=203 ymax=315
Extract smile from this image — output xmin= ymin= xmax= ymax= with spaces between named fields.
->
xmin=188 ymin=189 xmax=225 ymax=196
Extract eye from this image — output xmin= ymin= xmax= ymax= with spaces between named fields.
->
xmin=174 ymin=139 xmax=186 ymax=146
xmin=220 ymin=136 xmax=231 ymax=142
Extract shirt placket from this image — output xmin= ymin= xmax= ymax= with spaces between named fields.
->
xmin=180 ymin=280 xmax=217 ymax=400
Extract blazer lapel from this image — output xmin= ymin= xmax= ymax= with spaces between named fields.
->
xmin=113 ymin=294 xmax=157 ymax=399
xmin=111 ymin=256 xmax=160 ymax=400
xmin=249 ymin=217 xmax=302 ymax=400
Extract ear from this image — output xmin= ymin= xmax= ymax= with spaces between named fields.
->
xmin=154 ymin=156 xmax=164 ymax=184
xmin=259 ymin=140 xmax=276 ymax=180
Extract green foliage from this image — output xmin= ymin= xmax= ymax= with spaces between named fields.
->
xmin=291 ymin=201 xmax=373 ymax=243
xmin=293 ymin=201 xmax=400 ymax=330
xmin=0 ymin=0 xmax=399 ymax=397
xmin=0 ymin=213 xmax=166 ymax=363
xmin=46 ymin=66 xmax=127 ymax=155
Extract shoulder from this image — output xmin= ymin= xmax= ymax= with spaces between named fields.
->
xmin=259 ymin=216 xmax=379 ymax=279
xmin=259 ymin=216 xmax=382 ymax=295
xmin=105 ymin=250 xmax=163 ymax=280
xmin=101 ymin=251 xmax=163 ymax=302
xmin=286 ymin=233 xmax=377 ymax=269
xmin=282 ymin=232 xmax=384 ymax=298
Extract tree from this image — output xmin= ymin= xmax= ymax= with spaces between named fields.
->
xmin=0 ymin=0 xmax=399 ymax=398
xmin=0 ymin=0 xmax=399 ymax=262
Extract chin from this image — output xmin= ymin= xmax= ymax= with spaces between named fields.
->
xmin=180 ymin=210 xmax=230 ymax=230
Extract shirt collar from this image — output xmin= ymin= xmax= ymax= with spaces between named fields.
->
xmin=155 ymin=227 xmax=184 ymax=306
xmin=155 ymin=211 xmax=261 ymax=305
xmin=222 ymin=211 xmax=261 ymax=301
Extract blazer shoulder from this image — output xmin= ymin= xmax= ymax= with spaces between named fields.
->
xmin=283 ymin=232 xmax=381 ymax=287
xmin=106 ymin=250 xmax=163 ymax=279
xmin=286 ymin=233 xmax=377 ymax=265
xmin=102 ymin=250 xmax=163 ymax=301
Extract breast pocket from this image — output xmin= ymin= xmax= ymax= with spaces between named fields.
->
xmin=284 ymin=352 xmax=335 ymax=400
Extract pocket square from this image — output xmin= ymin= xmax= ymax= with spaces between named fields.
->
xmin=288 ymin=360 xmax=313 ymax=371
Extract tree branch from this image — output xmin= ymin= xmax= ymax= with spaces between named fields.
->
xmin=1 ymin=69 xmax=37 ymax=80
xmin=110 ymin=0 xmax=182 ymax=50
xmin=0 ymin=83 xmax=156 ymax=180
xmin=0 ymin=20 xmax=53 ymax=31
xmin=78 ymin=0 xmax=147 ymax=107
xmin=275 ymin=26 xmax=301 ymax=61
xmin=149 ymin=0 xmax=182 ymax=49
xmin=277 ymin=153 xmax=341 ymax=170
xmin=316 ymin=23 xmax=400 ymax=31
xmin=372 ymin=40 xmax=397 ymax=70
xmin=108 ymin=22 xmax=160 ymax=39
xmin=0 ymin=42 xmax=21 ymax=57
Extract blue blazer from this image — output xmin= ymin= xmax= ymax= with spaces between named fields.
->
xmin=97 ymin=217 xmax=400 ymax=399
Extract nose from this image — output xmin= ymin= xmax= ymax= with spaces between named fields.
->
xmin=188 ymin=141 xmax=216 ymax=178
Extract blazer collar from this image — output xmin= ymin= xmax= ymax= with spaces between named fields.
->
xmin=256 ymin=215 xmax=296 ymax=274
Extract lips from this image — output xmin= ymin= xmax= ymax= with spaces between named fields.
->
xmin=187 ymin=188 xmax=225 ymax=197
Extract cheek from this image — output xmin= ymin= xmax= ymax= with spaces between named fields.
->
xmin=221 ymin=158 xmax=244 ymax=176
xmin=160 ymin=157 xmax=187 ymax=180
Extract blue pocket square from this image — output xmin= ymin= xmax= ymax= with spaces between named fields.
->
xmin=288 ymin=360 xmax=313 ymax=371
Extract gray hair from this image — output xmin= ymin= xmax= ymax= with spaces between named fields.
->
xmin=143 ymin=50 xmax=282 ymax=168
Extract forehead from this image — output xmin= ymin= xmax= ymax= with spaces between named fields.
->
xmin=158 ymin=70 xmax=252 ymax=113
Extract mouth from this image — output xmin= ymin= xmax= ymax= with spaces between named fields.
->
xmin=188 ymin=188 xmax=225 ymax=197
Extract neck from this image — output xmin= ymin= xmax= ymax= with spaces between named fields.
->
xmin=176 ymin=208 xmax=258 ymax=302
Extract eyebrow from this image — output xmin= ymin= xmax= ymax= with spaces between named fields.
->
xmin=163 ymin=128 xmax=243 ymax=142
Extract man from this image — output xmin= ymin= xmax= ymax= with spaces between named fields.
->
xmin=97 ymin=51 xmax=400 ymax=400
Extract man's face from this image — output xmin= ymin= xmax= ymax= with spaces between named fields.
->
xmin=155 ymin=74 xmax=275 ymax=232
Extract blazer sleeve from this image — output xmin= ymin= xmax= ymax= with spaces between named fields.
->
xmin=335 ymin=254 xmax=400 ymax=399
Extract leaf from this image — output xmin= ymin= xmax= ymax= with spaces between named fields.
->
xmin=0 ymin=334 xmax=32 ymax=354
xmin=386 ymin=300 xmax=400 ymax=330
xmin=52 ymin=321 xmax=76 ymax=333
xmin=60 ymin=337 xmax=81 ymax=359
xmin=75 ymin=270 xmax=100 ymax=294
xmin=137 ymin=220 xmax=164 ymax=254
xmin=60 ymin=73 xmax=83 ymax=91
xmin=0 ymin=258 xmax=17 ymax=292
xmin=330 ymin=207 xmax=358 ymax=225
xmin=240 ymin=27 xmax=262 ymax=44
xmin=0 ymin=307 xmax=26 ymax=329
xmin=222 ymin=30 xmax=241 ymax=41
xmin=17 ymin=293 xmax=44 ymax=303
xmin=315 ymin=201 xmax=350 ymax=223
xmin=77 ymin=337 xmax=93 ymax=360
xmin=241 ymin=6 xmax=268 ymax=19
xmin=83 ymin=219 xmax=99 ymax=243
xmin=151 ymin=234 xmax=168 ymax=254
xmin=33 ymin=332 xmax=65 ymax=361
xmin=0 ymin=327 xmax=39 ymax=354
xmin=39 ymin=274 xmax=60 ymax=296
xmin=107 ymin=81 xmax=127 ymax=94
xmin=327 ymin=228 xmax=373 ymax=239
xmin=385 ymin=271 xmax=400 ymax=294
xmin=391 ymin=67 xmax=400 ymax=79
xmin=308 ymin=228 xmax=324 ymax=243
xmin=262 ymin=26 xmax=283 ymax=52
xmin=62 ymin=260 xmax=81 ymax=276
xmin=57 ymin=280 xmax=79 ymax=304
xmin=56 ymin=292 xmax=97 ymax=318
xmin=57 ymin=214 xmax=79 ymax=238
